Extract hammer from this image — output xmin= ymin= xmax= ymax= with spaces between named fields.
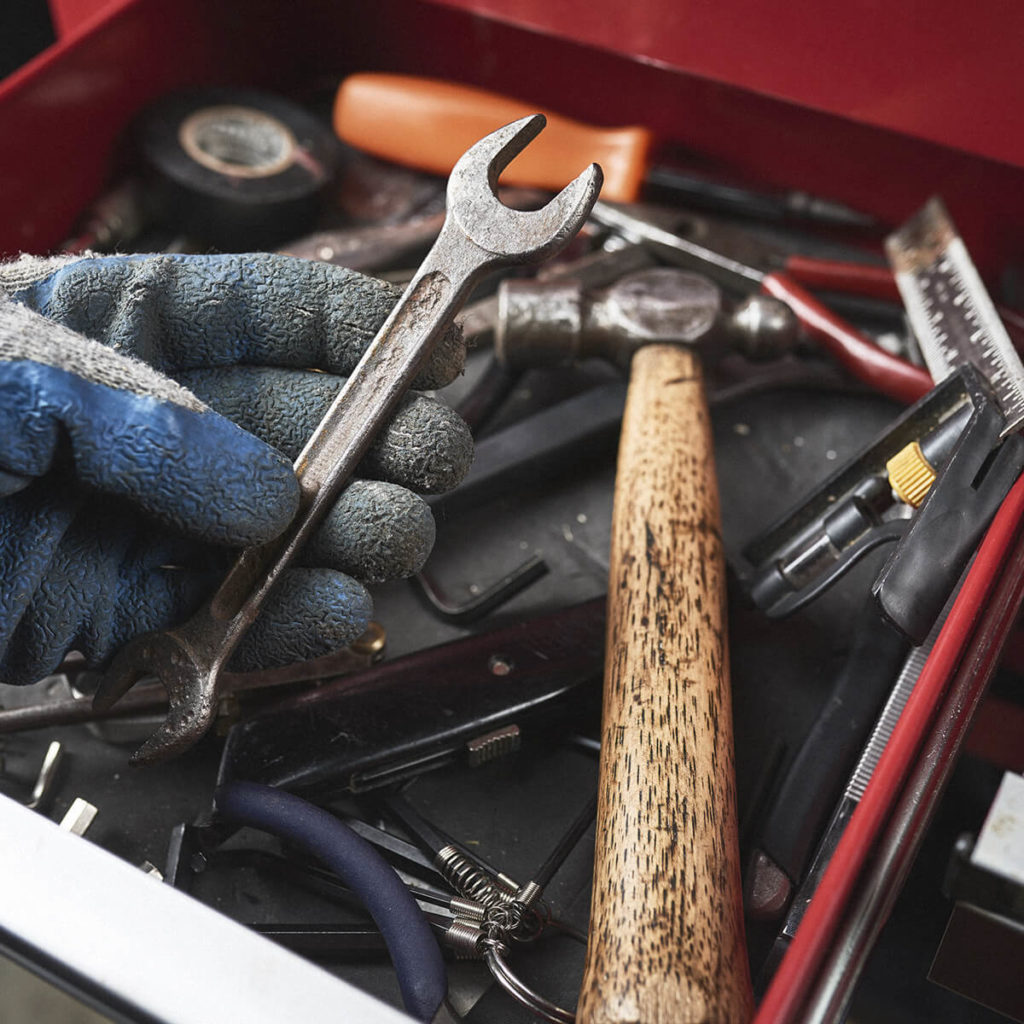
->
xmin=498 ymin=267 xmax=757 ymax=1023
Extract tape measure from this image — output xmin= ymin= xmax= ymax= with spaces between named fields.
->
xmin=886 ymin=197 xmax=1024 ymax=435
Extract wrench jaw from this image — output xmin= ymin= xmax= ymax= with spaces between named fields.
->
xmin=447 ymin=114 xmax=604 ymax=263
xmin=93 ymin=631 xmax=221 ymax=767
xmin=480 ymin=112 xmax=547 ymax=194
xmin=130 ymin=681 xmax=219 ymax=767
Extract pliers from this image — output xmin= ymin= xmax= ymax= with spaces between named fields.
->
xmin=211 ymin=781 xmax=594 ymax=1024
xmin=216 ymin=781 xmax=458 ymax=1023
xmin=590 ymin=200 xmax=933 ymax=404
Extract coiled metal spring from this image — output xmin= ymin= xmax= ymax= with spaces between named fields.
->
xmin=436 ymin=844 xmax=516 ymax=909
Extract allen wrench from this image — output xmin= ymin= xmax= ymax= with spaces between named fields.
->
xmin=412 ymin=554 xmax=549 ymax=625
xmin=24 ymin=740 xmax=64 ymax=811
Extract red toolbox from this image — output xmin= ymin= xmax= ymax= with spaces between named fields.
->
xmin=2 ymin=3 xmax=1024 ymax=1023
xmin=5 ymin=0 xmax=1024 ymax=270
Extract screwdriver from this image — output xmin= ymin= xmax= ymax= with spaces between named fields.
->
xmin=333 ymin=73 xmax=877 ymax=228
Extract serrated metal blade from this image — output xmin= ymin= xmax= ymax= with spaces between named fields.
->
xmin=886 ymin=197 xmax=1024 ymax=435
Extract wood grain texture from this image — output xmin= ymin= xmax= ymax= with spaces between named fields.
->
xmin=578 ymin=345 xmax=753 ymax=1024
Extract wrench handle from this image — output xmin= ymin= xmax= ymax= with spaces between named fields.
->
xmin=209 ymin=253 xmax=465 ymax=630
xmin=578 ymin=345 xmax=753 ymax=1024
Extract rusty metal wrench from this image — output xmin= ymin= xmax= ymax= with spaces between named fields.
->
xmin=93 ymin=115 xmax=602 ymax=766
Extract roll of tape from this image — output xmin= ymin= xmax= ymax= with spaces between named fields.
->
xmin=134 ymin=88 xmax=341 ymax=249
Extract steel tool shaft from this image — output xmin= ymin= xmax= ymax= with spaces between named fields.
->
xmin=94 ymin=115 xmax=601 ymax=765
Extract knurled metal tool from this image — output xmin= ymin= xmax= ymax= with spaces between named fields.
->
xmin=93 ymin=115 xmax=602 ymax=765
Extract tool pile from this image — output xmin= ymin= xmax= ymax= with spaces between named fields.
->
xmin=1 ymin=71 xmax=1022 ymax=1024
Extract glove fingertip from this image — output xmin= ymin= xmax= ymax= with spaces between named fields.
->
xmin=232 ymin=568 xmax=373 ymax=673
xmin=364 ymin=397 xmax=474 ymax=495
xmin=306 ymin=480 xmax=435 ymax=583
xmin=92 ymin=398 xmax=301 ymax=547
xmin=411 ymin=323 xmax=465 ymax=391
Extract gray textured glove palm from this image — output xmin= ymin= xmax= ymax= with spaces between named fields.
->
xmin=0 ymin=253 xmax=472 ymax=685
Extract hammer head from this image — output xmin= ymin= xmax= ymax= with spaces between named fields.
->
xmin=447 ymin=115 xmax=603 ymax=264
xmin=497 ymin=267 xmax=723 ymax=372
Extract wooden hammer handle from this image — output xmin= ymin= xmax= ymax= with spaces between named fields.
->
xmin=578 ymin=345 xmax=753 ymax=1024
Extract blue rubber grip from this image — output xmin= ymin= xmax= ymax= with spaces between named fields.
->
xmin=215 ymin=781 xmax=448 ymax=1022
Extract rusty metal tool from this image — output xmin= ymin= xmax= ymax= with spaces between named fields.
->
xmin=278 ymin=188 xmax=550 ymax=274
xmin=93 ymin=115 xmax=601 ymax=766
xmin=494 ymin=264 xmax=801 ymax=371
xmin=278 ymin=212 xmax=446 ymax=272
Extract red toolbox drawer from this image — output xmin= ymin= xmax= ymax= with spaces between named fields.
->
xmin=4 ymin=0 xmax=1024 ymax=272
xmin=1 ymin=3 xmax=1023 ymax=1023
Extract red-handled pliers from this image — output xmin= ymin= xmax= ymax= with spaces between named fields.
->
xmin=591 ymin=200 xmax=932 ymax=404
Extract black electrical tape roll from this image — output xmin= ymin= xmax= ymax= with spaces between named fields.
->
xmin=133 ymin=88 xmax=341 ymax=249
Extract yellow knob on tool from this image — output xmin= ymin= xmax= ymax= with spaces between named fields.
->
xmin=886 ymin=441 xmax=937 ymax=507
xmin=333 ymin=73 xmax=654 ymax=202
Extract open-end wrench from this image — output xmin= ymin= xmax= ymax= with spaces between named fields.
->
xmin=93 ymin=115 xmax=602 ymax=766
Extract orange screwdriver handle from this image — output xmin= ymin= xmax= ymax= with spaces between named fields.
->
xmin=333 ymin=73 xmax=653 ymax=203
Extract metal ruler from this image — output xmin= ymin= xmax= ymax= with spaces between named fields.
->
xmin=886 ymin=197 xmax=1024 ymax=435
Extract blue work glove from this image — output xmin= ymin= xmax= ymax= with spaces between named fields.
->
xmin=0 ymin=253 xmax=472 ymax=686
